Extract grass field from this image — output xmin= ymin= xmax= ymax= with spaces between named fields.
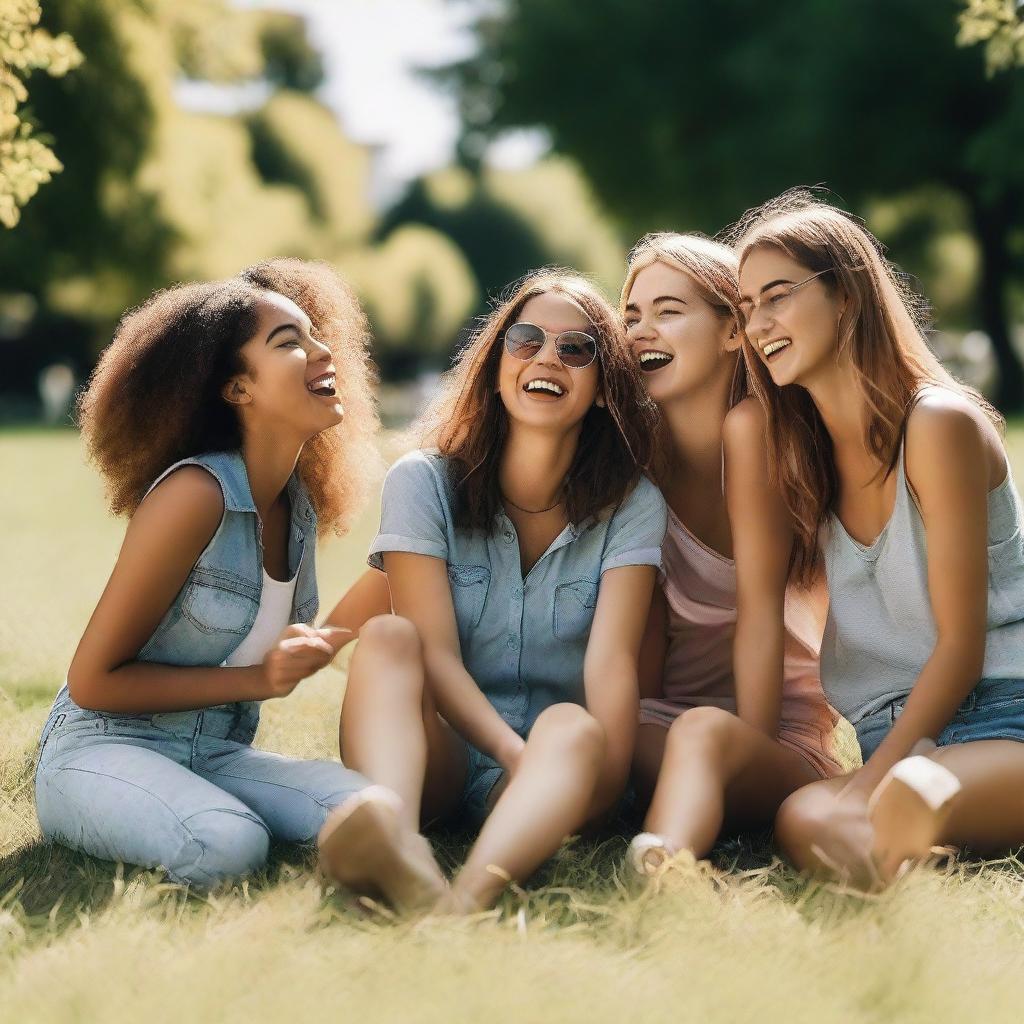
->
xmin=4 ymin=428 xmax=1024 ymax=1023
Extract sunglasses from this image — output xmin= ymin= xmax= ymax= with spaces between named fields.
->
xmin=503 ymin=321 xmax=598 ymax=369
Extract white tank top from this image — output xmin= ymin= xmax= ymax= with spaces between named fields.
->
xmin=223 ymin=570 xmax=298 ymax=668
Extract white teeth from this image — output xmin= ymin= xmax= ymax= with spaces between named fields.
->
xmin=307 ymin=374 xmax=336 ymax=391
xmin=639 ymin=350 xmax=673 ymax=364
xmin=525 ymin=379 xmax=564 ymax=396
xmin=762 ymin=339 xmax=791 ymax=357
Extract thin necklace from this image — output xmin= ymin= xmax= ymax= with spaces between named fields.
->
xmin=501 ymin=491 xmax=563 ymax=514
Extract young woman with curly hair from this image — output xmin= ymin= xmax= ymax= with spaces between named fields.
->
xmin=34 ymin=260 xmax=443 ymax=905
xmin=320 ymin=270 xmax=667 ymax=913
xmin=729 ymin=191 xmax=1024 ymax=888
xmin=619 ymin=233 xmax=847 ymax=877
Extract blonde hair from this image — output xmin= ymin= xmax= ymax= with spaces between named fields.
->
xmin=728 ymin=189 xmax=1002 ymax=582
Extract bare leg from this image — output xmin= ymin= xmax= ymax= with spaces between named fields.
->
xmin=323 ymin=615 xmax=465 ymax=911
xmin=639 ymin=706 xmax=821 ymax=868
xmin=443 ymin=703 xmax=605 ymax=912
xmin=340 ymin=615 xmax=466 ymax=829
xmin=775 ymin=740 xmax=1024 ymax=888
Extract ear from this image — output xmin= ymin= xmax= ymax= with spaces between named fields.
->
xmin=723 ymin=317 xmax=742 ymax=354
xmin=221 ymin=377 xmax=252 ymax=406
xmin=595 ymin=389 xmax=606 ymax=408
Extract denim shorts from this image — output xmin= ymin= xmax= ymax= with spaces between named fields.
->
xmin=855 ymin=677 xmax=1024 ymax=761
xmin=458 ymin=743 xmax=505 ymax=828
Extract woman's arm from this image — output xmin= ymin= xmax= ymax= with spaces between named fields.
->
xmin=583 ymin=563 xmax=658 ymax=816
xmin=320 ymin=568 xmax=392 ymax=652
xmin=637 ymin=586 xmax=668 ymax=700
xmin=382 ymin=550 xmax=525 ymax=770
xmin=68 ymin=468 xmax=334 ymax=712
xmin=846 ymin=396 xmax=991 ymax=795
xmin=724 ymin=399 xmax=795 ymax=738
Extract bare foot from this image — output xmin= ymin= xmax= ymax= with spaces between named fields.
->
xmin=318 ymin=786 xmax=447 ymax=914
xmin=867 ymin=755 xmax=961 ymax=886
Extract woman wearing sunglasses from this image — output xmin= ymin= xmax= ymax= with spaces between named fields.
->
xmin=620 ymin=234 xmax=847 ymax=877
xmin=322 ymin=269 xmax=666 ymax=913
xmin=730 ymin=190 xmax=1024 ymax=888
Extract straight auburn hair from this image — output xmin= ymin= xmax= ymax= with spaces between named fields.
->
xmin=413 ymin=268 xmax=659 ymax=531
xmin=728 ymin=189 xmax=1002 ymax=583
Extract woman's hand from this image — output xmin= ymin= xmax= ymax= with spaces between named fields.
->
xmin=259 ymin=624 xmax=347 ymax=698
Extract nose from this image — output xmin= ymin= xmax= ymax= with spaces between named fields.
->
xmin=534 ymin=333 xmax=563 ymax=368
xmin=627 ymin=315 xmax=656 ymax=345
xmin=306 ymin=336 xmax=332 ymax=363
xmin=743 ymin=305 xmax=772 ymax=342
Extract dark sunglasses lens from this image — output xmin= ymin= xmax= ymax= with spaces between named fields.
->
xmin=557 ymin=333 xmax=597 ymax=367
xmin=505 ymin=323 xmax=544 ymax=360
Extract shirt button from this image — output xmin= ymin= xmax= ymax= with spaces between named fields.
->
xmin=503 ymin=530 xmax=514 ymax=543
xmin=513 ymin=584 xmax=523 ymax=598
xmin=507 ymin=635 xmax=519 ymax=650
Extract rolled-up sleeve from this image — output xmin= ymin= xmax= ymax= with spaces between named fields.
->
xmin=367 ymin=452 xmax=450 ymax=569
xmin=600 ymin=476 xmax=668 ymax=575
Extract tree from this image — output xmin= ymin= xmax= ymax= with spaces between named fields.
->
xmin=448 ymin=0 xmax=1024 ymax=408
xmin=0 ymin=0 xmax=82 ymax=227
xmin=960 ymin=1 xmax=1024 ymax=72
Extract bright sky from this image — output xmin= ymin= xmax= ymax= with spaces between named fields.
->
xmin=210 ymin=0 xmax=547 ymax=203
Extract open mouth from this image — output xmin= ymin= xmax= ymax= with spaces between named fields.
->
xmin=307 ymin=372 xmax=337 ymax=397
xmin=523 ymin=378 xmax=566 ymax=399
xmin=761 ymin=339 xmax=791 ymax=362
xmin=637 ymin=349 xmax=674 ymax=372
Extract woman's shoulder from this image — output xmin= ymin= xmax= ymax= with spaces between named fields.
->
xmin=905 ymin=387 xmax=1001 ymax=464
xmin=611 ymin=474 xmax=668 ymax=523
xmin=384 ymin=448 xmax=455 ymax=500
xmin=723 ymin=396 xmax=767 ymax=447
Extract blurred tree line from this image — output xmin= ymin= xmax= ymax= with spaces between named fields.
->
xmin=446 ymin=0 xmax=1024 ymax=408
xmin=0 ymin=0 xmax=623 ymax=411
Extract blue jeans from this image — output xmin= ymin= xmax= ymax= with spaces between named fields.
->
xmin=854 ymin=677 xmax=1024 ymax=762
xmin=34 ymin=702 xmax=368 ymax=888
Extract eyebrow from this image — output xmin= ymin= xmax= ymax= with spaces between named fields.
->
xmin=738 ymin=278 xmax=794 ymax=302
xmin=266 ymin=322 xmax=301 ymax=344
xmin=623 ymin=294 xmax=687 ymax=313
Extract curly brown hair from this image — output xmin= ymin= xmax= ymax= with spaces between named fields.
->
xmin=77 ymin=259 xmax=381 ymax=536
xmin=413 ymin=268 xmax=659 ymax=531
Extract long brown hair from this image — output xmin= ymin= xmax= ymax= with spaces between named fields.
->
xmin=414 ymin=268 xmax=659 ymax=530
xmin=620 ymin=232 xmax=745 ymax=489
xmin=78 ymin=259 xmax=381 ymax=537
xmin=728 ymin=189 xmax=1002 ymax=582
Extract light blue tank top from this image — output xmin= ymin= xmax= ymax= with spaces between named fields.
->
xmin=820 ymin=435 xmax=1024 ymax=724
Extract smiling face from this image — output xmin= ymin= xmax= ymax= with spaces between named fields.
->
xmin=496 ymin=291 xmax=601 ymax=431
xmin=225 ymin=290 xmax=344 ymax=439
xmin=623 ymin=260 xmax=737 ymax=404
xmin=738 ymin=246 xmax=844 ymax=389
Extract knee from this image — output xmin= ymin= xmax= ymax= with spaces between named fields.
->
xmin=666 ymin=705 xmax=736 ymax=757
xmin=773 ymin=787 xmax=827 ymax=867
xmin=533 ymin=703 xmax=605 ymax=761
xmin=358 ymin=614 xmax=421 ymax=656
xmin=173 ymin=810 xmax=270 ymax=889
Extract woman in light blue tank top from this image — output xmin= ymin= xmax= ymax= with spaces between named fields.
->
xmin=730 ymin=190 xmax=1024 ymax=889
xmin=33 ymin=260 xmax=436 ymax=903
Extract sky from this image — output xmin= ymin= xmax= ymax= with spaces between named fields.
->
xmin=177 ymin=0 xmax=548 ymax=205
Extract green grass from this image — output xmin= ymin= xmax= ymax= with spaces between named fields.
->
xmin=3 ymin=427 xmax=1024 ymax=1022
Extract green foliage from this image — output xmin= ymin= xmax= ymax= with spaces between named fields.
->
xmin=258 ymin=11 xmax=324 ymax=93
xmin=960 ymin=0 xmax=1024 ymax=73
xmin=0 ymin=0 xmax=82 ymax=228
xmin=448 ymin=0 xmax=1024 ymax=406
xmin=342 ymin=224 xmax=479 ymax=377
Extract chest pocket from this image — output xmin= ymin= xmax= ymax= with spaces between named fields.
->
xmin=448 ymin=564 xmax=490 ymax=646
xmin=553 ymin=579 xmax=599 ymax=641
xmin=182 ymin=575 xmax=259 ymax=635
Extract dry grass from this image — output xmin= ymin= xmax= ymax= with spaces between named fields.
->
xmin=3 ymin=427 xmax=1024 ymax=1023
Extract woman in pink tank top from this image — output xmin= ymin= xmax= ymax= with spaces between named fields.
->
xmin=621 ymin=233 xmax=849 ymax=875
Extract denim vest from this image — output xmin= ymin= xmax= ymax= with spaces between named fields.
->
xmin=45 ymin=450 xmax=320 ymax=740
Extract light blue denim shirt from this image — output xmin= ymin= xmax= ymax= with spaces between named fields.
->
xmin=368 ymin=450 xmax=668 ymax=736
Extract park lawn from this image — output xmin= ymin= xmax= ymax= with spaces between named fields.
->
xmin=3 ymin=427 xmax=1024 ymax=1023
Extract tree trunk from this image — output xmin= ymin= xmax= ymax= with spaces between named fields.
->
xmin=969 ymin=194 xmax=1024 ymax=412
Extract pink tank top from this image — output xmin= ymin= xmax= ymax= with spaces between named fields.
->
xmin=646 ymin=508 xmax=837 ymax=732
